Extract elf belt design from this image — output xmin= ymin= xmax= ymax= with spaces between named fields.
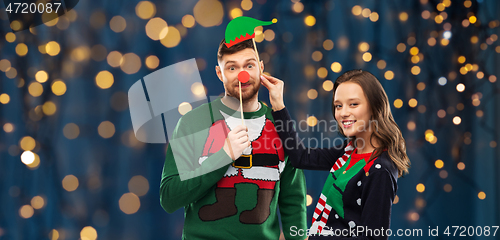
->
xmin=232 ymin=154 xmax=280 ymax=168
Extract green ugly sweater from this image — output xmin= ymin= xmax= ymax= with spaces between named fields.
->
xmin=160 ymin=97 xmax=307 ymax=240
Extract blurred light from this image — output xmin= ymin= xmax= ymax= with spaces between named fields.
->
xmin=384 ymin=70 xmax=394 ymax=80
xmin=457 ymin=162 xmax=465 ymax=170
xmin=19 ymin=205 xmax=34 ymax=219
xmin=135 ymin=1 xmax=156 ymax=20
xmin=393 ymin=99 xmax=403 ymax=108
xmin=416 ymin=183 xmax=425 ymax=192
xmin=307 ymin=89 xmax=318 ymax=99
xmin=323 ymin=80 xmax=333 ymax=91
xmin=369 ymin=12 xmax=379 ymax=22
xmin=0 ymin=59 xmax=11 ymax=72
xmin=31 ymin=196 xmax=45 ymax=209
xmin=456 ymin=83 xmax=465 ymax=92
xmin=307 ymin=116 xmax=318 ymax=127
xmin=427 ymin=37 xmax=436 ymax=46
xmin=338 ymin=36 xmax=349 ymax=49
xmin=120 ymin=53 xmax=141 ymax=74
xmin=95 ymin=71 xmax=114 ymax=89
xmin=452 ymin=116 xmax=461 ymax=125
xmin=110 ymin=16 xmax=127 ymax=33
xmin=52 ymin=80 xmax=67 ymax=96
xmin=10 ymin=20 xmax=22 ymax=31
xmin=437 ymin=109 xmax=446 ymax=118
xmin=43 ymin=101 xmax=57 ymax=115
xmin=489 ymin=75 xmax=497 ymax=83
xmin=35 ymin=70 xmax=48 ymax=83
xmin=20 ymin=136 xmax=36 ymax=151
xmin=145 ymin=55 xmax=160 ymax=69
xmin=293 ymin=2 xmax=304 ymax=13
xmin=62 ymin=175 xmax=79 ymax=191
xmin=317 ymin=67 xmax=328 ymax=78
xmin=358 ymin=42 xmax=369 ymax=52
xmin=160 ymin=27 xmax=181 ymax=48
xmin=49 ymin=229 xmax=59 ymax=240
xmin=415 ymin=198 xmax=426 ymax=209
xmin=264 ymin=29 xmax=275 ymax=41
xmin=0 ymin=93 xmax=10 ymax=104
xmin=435 ymin=15 xmax=443 ymax=24
xmin=128 ymin=175 xmax=150 ymax=196
xmin=21 ymin=151 xmax=35 ymax=165
xmin=411 ymin=55 xmax=420 ymax=64
xmin=191 ymin=82 xmax=206 ymax=96
xmin=145 ymin=17 xmax=168 ymax=41
xmin=409 ymin=47 xmax=419 ymax=55
xmin=407 ymin=121 xmax=416 ymax=131
xmin=476 ymin=110 xmax=484 ymax=117
xmin=241 ymin=0 xmax=253 ymax=10
xmin=304 ymin=16 xmax=316 ymax=26
xmin=478 ymin=191 xmax=486 ymax=200
xmin=90 ymin=11 xmax=106 ymax=29
xmin=377 ymin=60 xmax=386 ymax=69
xmin=230 ymin=8 xmax=243 ymax=19
xmin=312 ymin=51 xmax=323 ymax=61
xmin=469 ymin=16 xmax=477 ymax=24
xmin=417 ymin=82 xmax=426 ymax=91
xmin=444 ymin=184 xmax=452 ymax=192
xmin=421 ymin=10 xmax=430 ymax=19
xmin=438 ymin=77 xmax=447 ymax=86
xmin=80 ymin=226 xmax=98 ymax=240
xmin=304 ymin=65 xmax=315 ymax=78
xmin=3 ymin=123 xmax=14 ymax=133
xmin=45 ymin=41 xmax=61 ymax=56
xmin=107 ymin=51 xmax=123 ymax=67
xmin=98 ymin=121 xmax=116 ymax=138
xmin=178 ymin=102 xmax=192 ymax=115
xmin=193 ymin=0 xmax=224 ymax=27
xmin=323 ymin=39 xmax=334 ymax=50
xmin=351 ymin=5 xmax=362 ymax=16
xmin=399 ymin=12 xmax=408 ymax=22
xmin=435 ymin=159 xmax=444 ymax=169
xmin=471 ymin=36 xmax=478 ymax=44
xmin=362 ymin=52 xmax=372 ymax=62
xmin=306 ymin=194 xmax=313 ymax=206
xmin=119 ymin=193 xmax=141 ymax=214
xmin=29 ymin=82 xmax=43 ymax=97
xmin=361 ymin=8 xmax=371 ymax=18
xmin=42 ymin=12 xmax=59 ymax=26
xmin=408 ymin=98 xmax=418 ymax=108
xmin=439 ymin=170 xmax=448 ymax=179
xmin=330 ymin=62 xmax=342 ymax=73
xmin=16 ymin=43 xmax=28 ymax=56
xmin=5 ymin=32 xmax=16 ymax=42
xmin=396 ymin=43 xmax=406 ymax=52
xmin=436 ymin=3 xmax=445 ymax=11
xmin=457 ymin=56 xmax=466 ymax=64
xmin=408 ymin=212 xmax=420 ymax=221
xmin=411 ymin=66 xmax=421 ymax=75
xmin=182 ymin=15 xmax=196 ymax=28
xmin=63 ymin=123 xmax=80 ymax=139
xmin=443 ymin=31 xmax=452 ymax=39
xmin=490 ymin=141 xmax=497 ymax=148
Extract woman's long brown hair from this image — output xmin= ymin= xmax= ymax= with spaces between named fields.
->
xmin=332 ymin=69 xmax=410 ymax=177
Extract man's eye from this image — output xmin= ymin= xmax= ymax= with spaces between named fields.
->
xmin=229 ymin=67 xmax=235 ymax=71
xmin=247 ymin=64 xmax=253 ymax=69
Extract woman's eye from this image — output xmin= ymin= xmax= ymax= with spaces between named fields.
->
xmin=350 ymin=103 xmax=358 ymax=106
xmin=335 ymin=105 xmax=342 ymax=109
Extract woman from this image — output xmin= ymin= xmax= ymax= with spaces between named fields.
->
xmin=260 ymin=70 xmax=410 ymax=239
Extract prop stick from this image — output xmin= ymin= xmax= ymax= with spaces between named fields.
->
xmin=237 ymin=71 xmax=250 ymax=126
xmin=252 ymin=38 xmax=262 ymax=74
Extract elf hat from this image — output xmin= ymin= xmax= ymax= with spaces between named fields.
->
xmin=224 ymin=16 xmax=277 ymax=48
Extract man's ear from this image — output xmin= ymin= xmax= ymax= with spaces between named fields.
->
xmin=215 ymin=65 xmax=223 ymax=82
xmin=260 ymin=60 xmax=264 ymax=73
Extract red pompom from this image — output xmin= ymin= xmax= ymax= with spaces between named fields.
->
xmin=238 ymin=71 xmax=250 ymax=83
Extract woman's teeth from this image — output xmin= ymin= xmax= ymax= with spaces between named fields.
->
xmin=342 ymin=120 xmax=356 ymax=128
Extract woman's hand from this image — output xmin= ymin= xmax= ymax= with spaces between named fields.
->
xmin=260 ymin=74 xmax=285 ymax=111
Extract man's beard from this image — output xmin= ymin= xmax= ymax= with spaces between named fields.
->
xmin=226 ymin=82 xmax=259 ymax=103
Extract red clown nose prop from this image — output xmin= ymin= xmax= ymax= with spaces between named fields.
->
xmin=238 ymin=71 xmax=250 ymax=83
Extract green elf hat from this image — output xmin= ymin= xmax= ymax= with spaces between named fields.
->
xmin=224 ymin=16 xmax=277 ymax=48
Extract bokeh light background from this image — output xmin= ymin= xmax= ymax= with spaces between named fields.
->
xmin=1 ymin=0 xmax=499 ymax=239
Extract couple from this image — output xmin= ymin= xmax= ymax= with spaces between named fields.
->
xmin=160 ymin=38 xmax=410 ymax=240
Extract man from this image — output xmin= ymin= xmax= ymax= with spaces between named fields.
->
xmin=160 ymin=38 xmax=307 ymax=239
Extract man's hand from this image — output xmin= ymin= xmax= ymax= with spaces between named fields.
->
xmin=223 ymin=125 xmax=250 ymax=160
xmin=260 ymin=74 xmax=285 ymax=111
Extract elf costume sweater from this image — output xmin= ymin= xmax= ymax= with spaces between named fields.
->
xmin=160 ymin=97 xmax=307 ymax=240
xmin=272 ymin=108 xmax=398 ymax=240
